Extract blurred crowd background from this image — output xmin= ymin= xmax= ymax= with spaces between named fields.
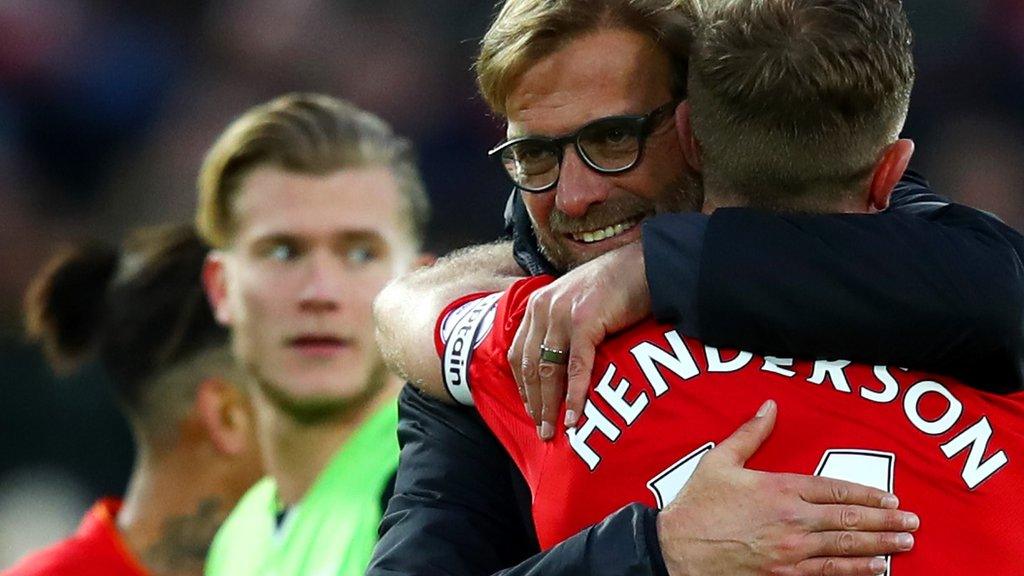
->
xmin=1 ymin=0 xmax=1022 ymax=566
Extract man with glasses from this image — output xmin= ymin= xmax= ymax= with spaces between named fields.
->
xmin=368 ymin=1 xmax=1024 ymax=575
xmin=490 ymin=93 xmax=696 ymax=275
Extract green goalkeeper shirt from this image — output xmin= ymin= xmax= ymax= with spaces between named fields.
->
xmin=205 ymin=400 xmax=399 ymax=576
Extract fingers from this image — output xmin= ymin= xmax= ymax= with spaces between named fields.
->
xmin=509 ymin=260 xmax=642 ymax=434
xmin=538 ymin=361 xmax=565 ymax=440
xmin=520 ymin=308 xmax=545 ymax=429
xmin=805 ymin=530 xmax=914 ymax=558
xmin=509 ymin=330 xmax=529 ymax=408
xmin=807 ymin=504 xmax=919 ymax=533
xmin=512 ymin=288 xmax=572 ymax=438
xmin=777 ymin=530 xmax=912 ymax=575
xmin=785 ymin=556 xmax=890 ymax=576
xmin=509 ymin=298 xmax=542 ymax=425
xmin=563 ymin=293 xmax=604 ymax=428
xmin=564 ymin=333 xmax=596 ymax=428
xmin=537 ymin=294 xmax=571 ymax=440
xmin=797 ymin=476 xmax=901 ymax=510
xmin=713 ymin=399 xmax=776 ymax=465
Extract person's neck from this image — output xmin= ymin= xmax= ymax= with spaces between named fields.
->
xmin=256 ymin=376 xmax=401 ymax=507
xmin=117 ymin=447 xmax=237 ymax=576
xmin=703 ymin=185 xmax=869 ymax=215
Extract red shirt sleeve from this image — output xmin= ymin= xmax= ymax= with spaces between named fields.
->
xmin=435 ymin=276 xmax=556 ymax=473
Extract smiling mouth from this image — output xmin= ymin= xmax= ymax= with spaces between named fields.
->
xmin=569 ymin=217 xmax=642 ymax=244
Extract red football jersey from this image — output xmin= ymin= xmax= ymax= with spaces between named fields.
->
xmin=437 ymin=276 xmax=1024 ymax=574
xmin=2 ymin=499 xmax=149 ymax=576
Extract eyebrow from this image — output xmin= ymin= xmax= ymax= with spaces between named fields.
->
xmin=506 ymin=109 xmax=646 ymax=141
xmin=332 ymin=230 xmax=387 ymax=245
xmin=251 ymin=229 xmax=387 ymax=247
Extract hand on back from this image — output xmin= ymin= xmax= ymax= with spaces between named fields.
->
xmin=659 ymin=401 xmax=918 ymax=576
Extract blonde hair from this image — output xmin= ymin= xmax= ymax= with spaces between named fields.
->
xmin=476 ymin=0 xmax=699 ymax=116
xmin=688 ymin=0 xmax=915 ymax=209
xmin=197 ymin=93 xmax=430 ymax=248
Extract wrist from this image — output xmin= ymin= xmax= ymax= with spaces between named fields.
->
xmin=658 ymin=505 xmax=721 ymax=576
xmin=646 ymin=507 xmax=672 ymax=576
xmin=656 ymin=510 xmax=692 ymax=576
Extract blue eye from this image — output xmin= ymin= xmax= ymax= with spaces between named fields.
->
xmin=269 ymin=243 xmax=296 ymax=261
xmin=346 ymin=246 xmax=376 ymax=264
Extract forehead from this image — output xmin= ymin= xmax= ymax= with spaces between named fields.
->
xmin=506 ymin=27 xmax=673 ymax=136
xmin=232 ymin=165 xmax=406 ymax=242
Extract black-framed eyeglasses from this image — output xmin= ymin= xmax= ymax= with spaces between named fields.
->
xmin=488 ymin=100 xmax=678 ymax=193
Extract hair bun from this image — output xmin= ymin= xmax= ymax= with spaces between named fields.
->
xmin=24 ymin=242 xmax=120 ymax=370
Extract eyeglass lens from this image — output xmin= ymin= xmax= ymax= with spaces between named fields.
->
xmin=500 ymin=117 xmax=645 ymax=191
xmin=578 ymin=118 xmax=642 ymax=171
xmin=501 ymin=142 xmax=560 ymax=192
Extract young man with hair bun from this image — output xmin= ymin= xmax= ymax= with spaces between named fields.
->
xmin=7 ymin=224 xmax=261 ymax=576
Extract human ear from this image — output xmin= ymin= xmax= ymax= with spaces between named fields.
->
xmin=676 ymin=100 xmax=703 ymax=174
xmin=195 ymin=378 xmax=251 ymax=456
xmin=868 ymin=139 xmax=915 ymax=212
xmin=202 ymin=253 xmax=233 ymax=326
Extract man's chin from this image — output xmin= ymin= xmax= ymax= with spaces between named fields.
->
xmin=250 ymin=364 xmax=386 ymax=426
xmin=257 ymin=379 xmax=361 ymax=425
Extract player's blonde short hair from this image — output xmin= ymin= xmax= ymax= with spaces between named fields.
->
xmin=476 ymin=0 xmax=699 ymax=117
xmin=688 ymin=0 xmax=915 ymax=209
xmin=197 ymin=93 xmax=430 ymax=249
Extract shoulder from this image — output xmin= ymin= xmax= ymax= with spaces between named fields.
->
xmin=3 ymin=498 xmax=149 ymax=576
xmin=1 ymin=534 xmax=141 ymax=576
xmin=2 ymin=539 xmax=85 ymax=576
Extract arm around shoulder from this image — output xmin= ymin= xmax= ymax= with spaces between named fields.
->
xmin=694 ymin=202 xmax=1024 ymax=391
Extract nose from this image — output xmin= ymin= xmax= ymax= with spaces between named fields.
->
xmin=554 ymin=147 xmax=611 ymax=219
xmin=298 ymin=250 xmax=343 ymax=313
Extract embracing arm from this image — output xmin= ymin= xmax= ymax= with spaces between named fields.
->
xmin=374 ymin=242 xmax=523 ymax=400
xmin=646 ymin=175 xmax=1024 ymax=391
